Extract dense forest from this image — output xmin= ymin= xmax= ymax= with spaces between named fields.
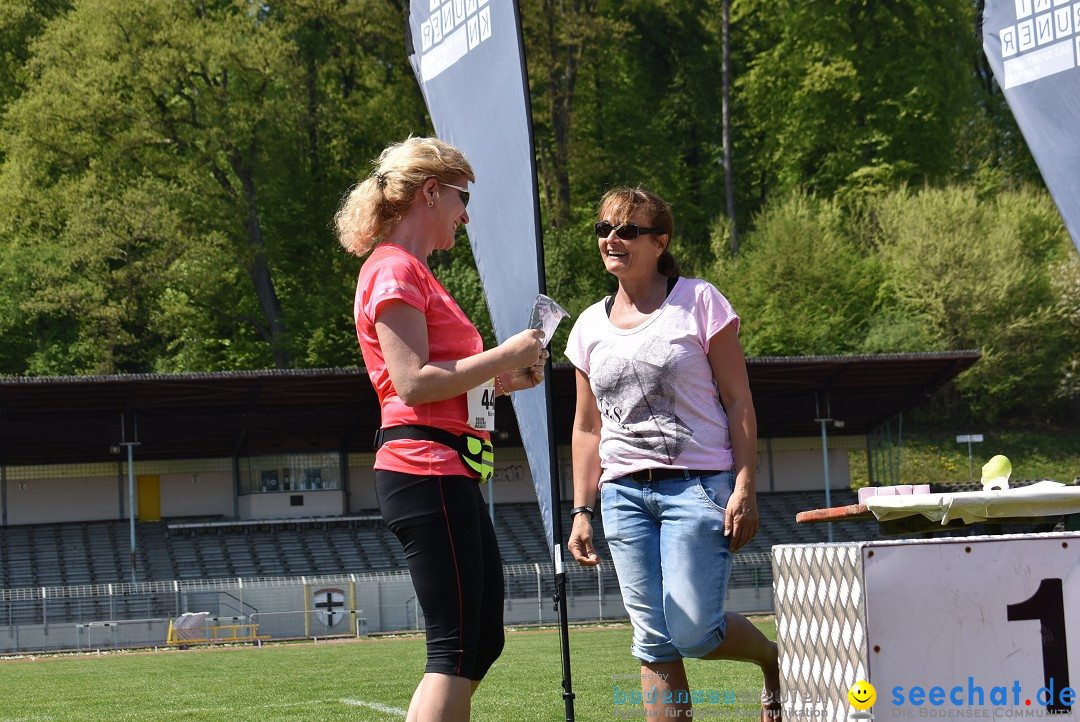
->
xmin=0 ymin=0 xmax=1078 ymax=425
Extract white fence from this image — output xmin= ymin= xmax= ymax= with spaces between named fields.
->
xmin=0 ymin=557 xmax=774 ymax=654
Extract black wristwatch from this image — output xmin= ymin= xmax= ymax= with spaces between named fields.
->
xmin=570 ymin=505 xmax=594 ymax=520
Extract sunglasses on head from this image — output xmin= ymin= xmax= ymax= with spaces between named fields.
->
xmin=595 ymin=221 xmax=663 ymax=240
xmin=440 ymin=182 xmax=470 ymax=208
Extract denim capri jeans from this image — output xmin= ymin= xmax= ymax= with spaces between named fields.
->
xmin=600 ymin=470 xmax=735 ymax=664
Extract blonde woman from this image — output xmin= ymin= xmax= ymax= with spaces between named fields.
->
xmin=336 ymin=137 xmax=547 ymax=721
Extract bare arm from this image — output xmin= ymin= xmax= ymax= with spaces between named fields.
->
xmin=375 ymin=300 xmax=545 ymax=407
xmin=708 ymin=322 xmax=759 ymax=553
xmin=568 ymin=368 xmax=604 ymax=566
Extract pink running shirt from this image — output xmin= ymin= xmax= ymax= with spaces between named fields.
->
xmin=355 ymin=244 xmax=488 ymax=477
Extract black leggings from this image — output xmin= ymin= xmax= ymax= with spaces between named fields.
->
xmin=375 ymin=470 xmax=505 ymax=680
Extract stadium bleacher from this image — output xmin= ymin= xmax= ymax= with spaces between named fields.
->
xmin=0 ymin=493 xmax=862 ymax=589
xmin=0 ymin=485 xmax=1061 ymax=592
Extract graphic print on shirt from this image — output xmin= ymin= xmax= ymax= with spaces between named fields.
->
xmin=592 ymin=335 xmax=693 ymax=465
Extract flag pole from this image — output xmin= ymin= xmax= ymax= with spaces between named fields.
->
xmin=509 ymin=0 xmax=576 ymax=717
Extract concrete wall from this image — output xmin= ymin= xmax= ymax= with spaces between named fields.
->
xmin=346 ymin=456 xmax=378 ymax=512
xmin=238 ymin=489 xmax=346 ymax=519
xmin=160 ymin=471 xmax=233 ymax=518
xmin=2 ymin=436 xmax=865 ymax=526
xmin=7 ymin=475 xmax=120 ymax=525
xmin=760 ymin=448 xmax=850 ymax=492
xmin=2 ymin=460 xmax=239 ymax=526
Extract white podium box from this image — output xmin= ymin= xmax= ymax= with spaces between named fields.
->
xmin=772 ymin=532 xmax=1079 ymax=719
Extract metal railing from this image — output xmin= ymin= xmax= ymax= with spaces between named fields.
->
xmin=0 ymin=558 xmax=774 ymax=654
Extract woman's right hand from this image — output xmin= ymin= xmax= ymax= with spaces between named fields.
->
xmin=498 ymin=328 xmax=545 ymax=369
xmin=568 ymin=514 xmax=601 ymax=566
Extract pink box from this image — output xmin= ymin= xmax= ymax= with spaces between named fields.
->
xmin=859 ymin=486 xmax=901 ymax=503
xmin=858 ymin=484 xmax=930 ymax=503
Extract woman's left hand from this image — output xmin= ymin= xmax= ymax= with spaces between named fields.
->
xmin=501 ymin=350 xmax=549 ymax=392
xmin=723 ymin=484 xmax=759 ymax=553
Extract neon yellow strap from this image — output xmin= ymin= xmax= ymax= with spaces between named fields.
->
xmin=462 ymin=435 xmax=494 ymax=481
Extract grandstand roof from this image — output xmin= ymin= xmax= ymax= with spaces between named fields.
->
xmin=0 ymin=351 xmax=979 ymax=465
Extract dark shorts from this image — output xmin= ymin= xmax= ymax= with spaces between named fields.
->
xmin=375 ymin=470 xmax=505 ymax=680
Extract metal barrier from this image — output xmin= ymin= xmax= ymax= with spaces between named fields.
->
xmin=165 ymin=613 xmax=269 ymax=646
xmin=0 ymin=559 xmax=774 ymax=654
xmin=75 ymin=618 xmax=166 ymax=651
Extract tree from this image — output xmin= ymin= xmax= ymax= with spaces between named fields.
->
xmin=714 ymin=191 xmax=882 ymax=357
xmin=520 ymin=0 xmax=619 ymax=230
xmin=0 ymin=0 xmax=71 ymax=113
xmin=869 ymin=185 xmax=1074 ymax=420
xmin=0 ymin=0 xmax=424 ymax=374
xmin=720 ymin=0 xmax=737 ymax=254
xmin=1050 ymin=253 xmax=1080 ymax=409
xmin=736 ymin=0 xmax=979 ymax=204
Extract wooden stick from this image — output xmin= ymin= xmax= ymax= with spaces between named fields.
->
xmin=795 ymin=504 xmax=870 ymax=524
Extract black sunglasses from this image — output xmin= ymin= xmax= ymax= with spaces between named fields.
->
xmin=440 ymin=182 xmax=470 ymax=208
xmin=595 ymin=221 xmax=663 ymax=240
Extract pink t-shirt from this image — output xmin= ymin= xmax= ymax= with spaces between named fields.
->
xmin=355 ymin=244 xmax=488 ymax=477
xmin=564 ymin=277 xmax=739 ymax=484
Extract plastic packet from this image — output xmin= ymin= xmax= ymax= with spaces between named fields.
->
xmin=528 ymin=294 xmax=570 ymax=348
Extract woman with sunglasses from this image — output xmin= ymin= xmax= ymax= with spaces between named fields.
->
xmin=565 ymin=186 xmax=781 ymax=720
xmin=335 ymin=136 xmax=547 ymax=722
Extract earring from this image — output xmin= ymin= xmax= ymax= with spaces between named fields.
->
xmin=428 ymin=200 xmax=434 ymax=207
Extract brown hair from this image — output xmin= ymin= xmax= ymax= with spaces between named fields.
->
xmin=335 ymin=137 xmax=475 ymax=257
xmin=597 ymin=186 xmax=680 ymax=278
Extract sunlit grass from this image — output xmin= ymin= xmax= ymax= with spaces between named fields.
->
xmin=848 ymin=427 xmax=1080 ymax=488
xmin=0 ymin=621 xmax=776 ymax=721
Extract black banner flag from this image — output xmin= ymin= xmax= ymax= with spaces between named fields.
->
xmin=405 ymin=0 xmax=557 ymax=552
xmin=981 ymin=0 xmax=1080 ymax=255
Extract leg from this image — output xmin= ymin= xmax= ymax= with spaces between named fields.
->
xmin=703 ymin=613 xmax=781 ymax=720
xmin=655 ymin=473 xmax=733 ymax=661
xmin=406 ymin=680 xmax=422 ymax=722
xmin=641 ymin=660 xmax=692 ymax=719
xmin=656 ymin=472 xmax=780 ymax=720
xmin=602 ymin=480 xmax=685 ymax=717
xmin=469 ymin=484 xmax=505 ymax=680
xmin=405 ymin=678 xmax=484 ymax=722
xmin=410 ymin=673 xmax=472 ymax=722
xmin=413 ymin=486 xmax=504 ymax=720
xmin=377 ymin=472 xmax=496 ymax=721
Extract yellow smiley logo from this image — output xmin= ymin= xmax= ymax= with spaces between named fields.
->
xmin=848 ymin=680 xmax=876 ymax=711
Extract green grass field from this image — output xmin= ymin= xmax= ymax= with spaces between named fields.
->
xmin=0 ymin=622 xmax=776 ymax=721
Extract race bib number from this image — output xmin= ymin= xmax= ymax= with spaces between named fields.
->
xmin=467 ymin=379 xmax=496 ymax=430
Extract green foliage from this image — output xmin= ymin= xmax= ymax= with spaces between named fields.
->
xmin=0 ymin=0 xmax=70 ymax=114
xmin=525 ymin=0 xmax=729 ymax=259
xmin=868 ymin=185 xmax=1074 ymax=420
xmin=703 ymin=185 xmax=1077 ymax=423
xmin=849 ymin=427 xmax=1080 ymax=487
xmin=0 ymin=0 xmax=424 ymax=374
xmin=735 ymin=0 xmax=979 ymax=212
xmin=714 ymin=192 xmax=882 ymax=357
xmin=429 ymin=230 xmax=495 ymax=349
xmin=0 ymin=0 xmax=1075 ymax=432
xmin=1049 ymin=254 xmax=1080 ymax=403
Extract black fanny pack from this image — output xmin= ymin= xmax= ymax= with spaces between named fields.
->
xmin=374 ymin=425 xmax=494 ymax=481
